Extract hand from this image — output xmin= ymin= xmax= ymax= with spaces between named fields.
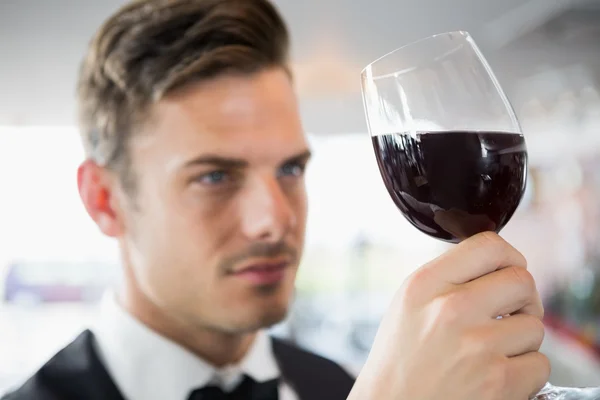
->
xmin=349 ymin=232 xmax=549 ymax=400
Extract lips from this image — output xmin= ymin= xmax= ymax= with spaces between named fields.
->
xmin=231 ymin=260 xmax=289 ymax=285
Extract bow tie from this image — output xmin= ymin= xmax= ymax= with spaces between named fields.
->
xmin=188 ymin=375 xmax=279 ymax=400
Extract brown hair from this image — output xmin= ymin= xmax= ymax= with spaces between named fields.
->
xmin=77 ymin=0 xmax=290 ymax=192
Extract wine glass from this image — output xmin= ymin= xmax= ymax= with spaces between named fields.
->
xmin=360 ymin=31 xmax=600 ymax=400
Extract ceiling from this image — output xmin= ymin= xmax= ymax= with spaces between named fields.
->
xmin=0 ymin=0 xmax=598 ymax=132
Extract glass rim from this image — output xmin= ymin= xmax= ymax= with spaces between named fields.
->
xmin=361 ymin=30 xmax=472 ymax=77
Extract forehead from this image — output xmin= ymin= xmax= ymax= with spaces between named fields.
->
xmin=137 ymin=68 xmax=307 ymax=163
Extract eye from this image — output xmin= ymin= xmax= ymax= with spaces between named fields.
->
xmin=278 ymin=162 xmax=305 ymax=178
xmin=196 ymin=170 xmax=228 ymax=185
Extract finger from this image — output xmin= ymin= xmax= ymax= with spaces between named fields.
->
xmin=505 ymin=352 xmax=550 ymax=400
xmin=422 ymin=232 xmax=527 ymax=286
xmin=479 ymin=315 xmax=545 ymax=357
xmin=464 ymin=266 xmax=543 ymax=319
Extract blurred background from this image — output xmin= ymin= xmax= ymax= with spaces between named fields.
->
xmin=2 ymin=0 xmax=600 ymax=393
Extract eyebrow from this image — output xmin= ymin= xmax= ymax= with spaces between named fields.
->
xmin=183 ymin=155 xmax=248 ymax=169
xmin=282 ymin=149 xmax=312 ymax=166
xmin=183 ymin=149 xmax=312 ymax=170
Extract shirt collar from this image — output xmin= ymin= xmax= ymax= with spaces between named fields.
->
xmin=91 ymin=291 xmax=281 ymax=400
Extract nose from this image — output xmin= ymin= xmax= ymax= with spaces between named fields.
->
xmin=239 ymin=174 xmax=296 ymax=243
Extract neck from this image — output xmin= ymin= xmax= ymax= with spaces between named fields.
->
xmin=117 ymin=272 xmax=256 ymax=368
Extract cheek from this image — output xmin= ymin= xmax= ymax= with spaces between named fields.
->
xmin=178 ymin=191 xmax=240 ymax=253
xmin=134 ymin=188 xmax=232 ymax=263
xmin=138 ymin=200 xmax=235 ymax=298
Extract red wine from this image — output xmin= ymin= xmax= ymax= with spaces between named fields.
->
xmin=372 ymin=131 xmax=527 ymax=243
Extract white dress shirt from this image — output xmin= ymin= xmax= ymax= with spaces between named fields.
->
xmin=91 ymin=293 xmax=299 ymax=400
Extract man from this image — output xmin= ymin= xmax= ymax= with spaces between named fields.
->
xmin=3 ymin=1 xmax=352 ymax=399
xmin=2 ymin=0 xmax=550 ymax=399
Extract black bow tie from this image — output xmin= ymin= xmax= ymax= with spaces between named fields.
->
xmin=188 ymin=375 xmax=279 ymax=400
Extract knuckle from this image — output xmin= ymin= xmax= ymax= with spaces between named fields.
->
xmin=476 ymin=232 xmax=527 ymax=269
xmin=478 ymin=232 xmax=506 ymax=258
xmin=477 ymin=231 xmax=505 ymax=251
xmin=400 ymin=267 xmax=429 ymax=306
xmin=445 ymin=289 xmax=469 ymax=309
xmin=430 ymin=291 xmax=468 ymax=325
xmin=508 ymin=266 xmax=535 ymax=292
xmin=532 ymin=317 xmax=546 ymax=343
xmin=538 ymin=352 xmax=551 ymax=381
xmin=405 ymin=267 xmax=428 ymax=290
xmin=478 ymin=231 xmax=503 ymax=244
xmin=461 ymin=332 xmax=489 ymax=359
xmin=521 ymin=315 xmax=546 ymax=349
xmin=515 ymin=248 xmax=528 ymax=269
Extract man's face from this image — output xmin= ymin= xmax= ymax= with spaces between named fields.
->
xmin=119 ymin=68 xmax=309 ymax=333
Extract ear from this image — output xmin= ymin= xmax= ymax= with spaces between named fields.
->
xmin=77 ymin=159 xmax=125 ymax=238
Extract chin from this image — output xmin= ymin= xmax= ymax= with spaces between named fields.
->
xmin=226 ymin=303 xmax=290 ymax=334
xmin=215 ymin=282 xmax=294 ymax=334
